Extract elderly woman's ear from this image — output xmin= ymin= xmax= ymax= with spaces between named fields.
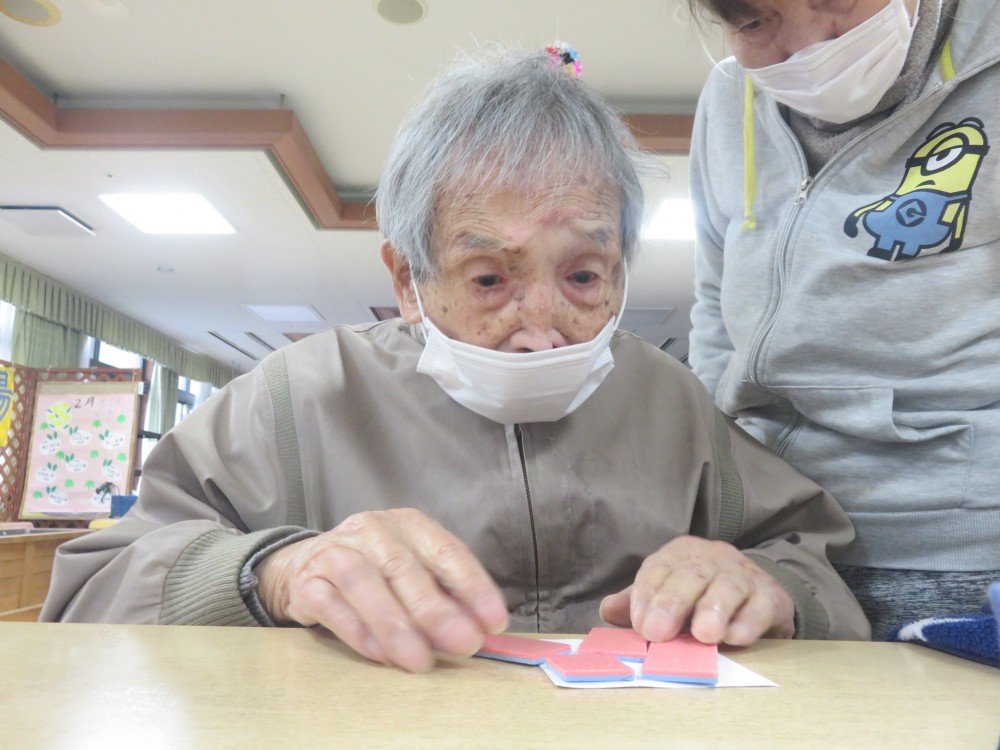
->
xmin=381 ymin=241 xmax=422 ymax=323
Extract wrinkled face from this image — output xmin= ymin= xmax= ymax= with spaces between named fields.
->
xmin=384 ymin=181 xmax=625 ymax=352
xmin=720 ymin=0 xmax=916 ymax=69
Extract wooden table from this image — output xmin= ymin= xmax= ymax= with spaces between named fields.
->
xmin=1 ymin=623 xmax=997 ymax=749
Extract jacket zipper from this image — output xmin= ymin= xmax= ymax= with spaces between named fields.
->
xmin=743 ymin=73 xmax=963 ymax=388
xmin=745 ymin=174 xmax=812 ymax=387
xmin=513 ymin=424 xmax=542 ymax=631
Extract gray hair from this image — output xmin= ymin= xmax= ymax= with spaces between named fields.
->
xmin=375 ymin=45 xmax=645 ymax=282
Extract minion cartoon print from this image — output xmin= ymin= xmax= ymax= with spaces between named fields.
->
xmin=844 ymin=118 xmax=990 ymax=260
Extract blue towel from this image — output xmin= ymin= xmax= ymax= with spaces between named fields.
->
xmin=887 ymin=582 xmax=1000 ymax=668
xmin=991 ymin=582 xmax=1000 ymax=625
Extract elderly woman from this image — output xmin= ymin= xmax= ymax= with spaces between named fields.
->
xmin=42 ymin=47 xmax=868 ymax=671
xmin=685 ymin=0 xmax=1000 ymax=639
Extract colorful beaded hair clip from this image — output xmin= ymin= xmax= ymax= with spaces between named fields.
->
xmin=545 ymin=41 xmax=582 ymax=77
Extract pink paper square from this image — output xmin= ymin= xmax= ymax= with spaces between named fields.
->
xmin=641 ymin=635 xmax=718 ymax=685
xmin=577 ymin=627 xmax=649 ymax=661
xmin=474 ymin=634 xmax=572 ymax=665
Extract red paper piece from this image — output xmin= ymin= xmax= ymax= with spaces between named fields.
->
xmin=641 ymin=635 xmax=718 ymax=685
xmin=474 ymin=634 xmax=572 ymax=665
xmin=577 ymin=627 xmax=649 ymax=661
xmin=545 ymin=653 xmax=635 ymax=682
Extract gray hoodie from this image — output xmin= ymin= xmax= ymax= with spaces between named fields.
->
xmin=689 ymin=0 xmax=1000 ymax=573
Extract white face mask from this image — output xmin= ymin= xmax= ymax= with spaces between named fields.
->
xmin=746 ymin=0 xmax=917 ymax=125
xmin=412 ymin=281 xmax=625 ymax=425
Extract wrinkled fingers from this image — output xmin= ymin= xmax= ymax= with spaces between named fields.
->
xmin=717 ymin=575 xmax=794 ymax=645
xmin=285 ymin=542 xmax=436 ymax=672
xmin=309 ymin=509 xmax=506 ymax=666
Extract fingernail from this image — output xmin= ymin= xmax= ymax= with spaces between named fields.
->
xmin=631 ymin=599 xmax=646 ymax=630
xmin=437 ymin=616 xmax=482 ymax=656
xmin=361 ymin=634 xmax=386 ymax=663
xmin=642 ymin=607 xmax=677 ymax=641
xmin=724 ymin=621 xmax=754 ymax=646
xmin=481 ymin=607 xmax=509 ymax=636
xmin=475 ymin=594 xmax=510 ymax=635
xmin=392 ymin=631 xmax=433 ymax=672
xmin=692 ymin=611 xmax=725 ymax=645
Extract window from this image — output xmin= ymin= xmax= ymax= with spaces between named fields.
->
xmin=0 ymin=301 xmax=14 ymax=361
xmin=86 ymin=338 xmax=143 ymax=370
xmin=175 ymin=377 xmax=216 ymax=423
xmin=176 ymin=376 xmax=197 ymax=424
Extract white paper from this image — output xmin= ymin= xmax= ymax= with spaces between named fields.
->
xmin=536 ymin=639 xmax=777 ymax=690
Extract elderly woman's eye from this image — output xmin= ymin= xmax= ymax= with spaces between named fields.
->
xmin=569 ymin=271 xmax=598 ymax=284
xmin=473 ymin=274 xmax=502 ymax=288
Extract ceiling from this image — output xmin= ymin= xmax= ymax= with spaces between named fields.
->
xmin=0 ymin=0 xmax=728 ymax=375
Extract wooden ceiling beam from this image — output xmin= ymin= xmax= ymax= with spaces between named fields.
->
xmin=0 ymin=57 xmax=689 ymax=232
xmin=624 ymin=114 xmax=695 ymax=153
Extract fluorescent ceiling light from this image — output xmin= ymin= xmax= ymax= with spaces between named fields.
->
xmin=100 ymin=193 xmax=234 ymax=234
xmin=244 ymin=304 xmax=323 ymax=323
xmin=644 ymin=198 xmax=696 ymax=241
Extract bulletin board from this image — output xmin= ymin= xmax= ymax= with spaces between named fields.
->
xmin=19 ymin=380 xmax=141 ymax=520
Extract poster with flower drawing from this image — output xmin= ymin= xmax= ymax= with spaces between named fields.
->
xmin=20 ymin=380 xmax=140 ymax=519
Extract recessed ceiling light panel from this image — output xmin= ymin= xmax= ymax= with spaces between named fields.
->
xmin=100 ymin=193 xmax=235 ymax=235
xmin=244 ymin=304 xmax=323 ymax=323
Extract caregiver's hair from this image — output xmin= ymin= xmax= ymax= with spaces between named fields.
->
xmin=687 ymin=0 xmax=756 ymax=26
xmin=375 ymin=45 xmax=645 ymax=282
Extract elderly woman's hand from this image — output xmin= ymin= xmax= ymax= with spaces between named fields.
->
xmin=598 ymin=535 xmax=795 ymax=646
xmin=255 ymin=508 xmax=509 ymax=672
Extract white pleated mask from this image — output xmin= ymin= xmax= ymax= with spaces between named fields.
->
xmin=413 ymin=281 xmax=625 ymax=425
xmin=746 ymin=0 xmax=916 ymax=125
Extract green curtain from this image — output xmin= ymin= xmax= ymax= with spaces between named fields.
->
xmin=145 ymin=363 xmax=179 ymax=436
xmin=0 ymin=251 xmax=236 ymax=387
xmin=10 ymin=309 xmax=84 ymax=369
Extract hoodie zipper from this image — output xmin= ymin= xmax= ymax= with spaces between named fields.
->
xmin=742 ymin=71 xmax=967 ymax=388
xmin=744 ymin=172 xmax=812 ymax=387
xmin=513 ymin=424 xmax=542 ymax=631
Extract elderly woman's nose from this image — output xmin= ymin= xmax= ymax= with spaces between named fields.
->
xmin=508 ymin=285 xmax=567 ymax=351
xmin=524 ymin=279 xmax=554 ymax=306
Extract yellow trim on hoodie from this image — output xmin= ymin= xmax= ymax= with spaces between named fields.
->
xmin=742 ymin=77 xmax=757 ymax=231
xmin=939 ymin=37 xmax=956 ymax=82
xmin=740 ymin=38 xmax=956 ymax=234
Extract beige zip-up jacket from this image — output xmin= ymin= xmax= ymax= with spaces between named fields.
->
xmin=42 ymin=320 xmax=869 ymax=639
